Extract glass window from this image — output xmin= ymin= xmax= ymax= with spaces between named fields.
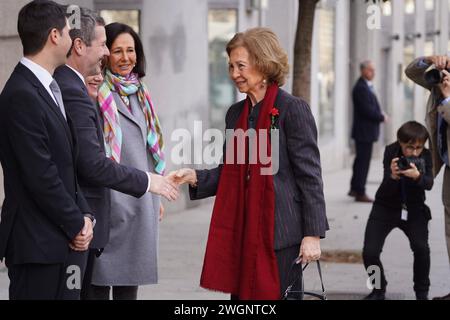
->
xmin=317 ymin=3 xmax=335 ymax=139
xmin=208 ymin=9 xmax=237 ymax=131
xmin=382 ymin=1 xmax=392 ymax=16
xmin=424 ymin=41 xmax=434 ymax=57
xmin=425 ymin=0 xmax=434 ymax=11
xmin=423 ymin=41 xmax=434 ymax=109
xmin=403 ymin=44 xmax=415 ymax=121
xmin=403 ymin=0 xmax=416 ymax=122
xmin=405 ymin=0 xmax=415 ymax=14
xmin=100 ymin=10 xmax=140 ymax=34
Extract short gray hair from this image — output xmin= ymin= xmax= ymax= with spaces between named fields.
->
xmin=360 ymin=60 xmax=373 ymax=71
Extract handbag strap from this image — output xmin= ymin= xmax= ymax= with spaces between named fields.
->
xmin=283 ymin=257 xmax=327 ymax=300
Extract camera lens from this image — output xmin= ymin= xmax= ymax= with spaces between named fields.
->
xmin=424 ymin=69 xmax=443 ymax=85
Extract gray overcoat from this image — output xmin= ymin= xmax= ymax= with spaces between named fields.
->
xmin=91 ymin=92 xmax=160 ymax=286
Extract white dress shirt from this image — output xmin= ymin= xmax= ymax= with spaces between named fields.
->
xmin=65 ymin=64 xmax=86 ymax=85
xmin=20 ymin=57 xmax=58 ymax=105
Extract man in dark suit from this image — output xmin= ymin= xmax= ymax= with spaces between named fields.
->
xmin=53 ymin=8 xmax=179 ymax=300
xmin=349 ymin=61 xmax=387 ymax=203
xmin=0 ymin=1 xmax=94 ymax=300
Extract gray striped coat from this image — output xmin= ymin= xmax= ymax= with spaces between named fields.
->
xmin=190 ymin=88 xmax=329 ymax=250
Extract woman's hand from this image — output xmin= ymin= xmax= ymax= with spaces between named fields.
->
xmin=299 ymin=236 xmax=321 ymax=264
xmin=170 ymin=168 xmax=198 ymax=186
xmin=390 ymin=158 xmax=401 ymax=180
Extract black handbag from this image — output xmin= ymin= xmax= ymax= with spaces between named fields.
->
xmin=282 ymin=257 xmax=327 ymax=300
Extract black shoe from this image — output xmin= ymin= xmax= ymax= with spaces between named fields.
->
xmin=355 ymin=194 xmax=374 ymax=203
xmin=416 ymin=291 xmax=428 ymax=300
xmin=432 ymin=292 xmax=450 ymax=300
xmin=363 ymin=289 xmax=386 ymax=300
xmin=348 ymin=190 xmax=357 ymax=197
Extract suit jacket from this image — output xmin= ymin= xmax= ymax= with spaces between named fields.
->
xmin=0 ymin=63 xmax=91 ymax=264
xmin=351 ymin=77 xmax=384 ymax=142
xmin=372 ymin=142 xmax=433 ymax=221
xmin=54 ymin=65 xmax=148 ymax=249
xmin=405 ymin=58 xmax=450 ymax=177
xmin=190 ymin=89 xmax=329 ymax=250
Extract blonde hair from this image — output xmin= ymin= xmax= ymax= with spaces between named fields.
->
xmin=226 ymin=27 xmax=290 ymax=86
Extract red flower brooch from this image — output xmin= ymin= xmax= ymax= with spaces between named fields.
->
xmin=270 ymin=107 xmax=279 ymax=130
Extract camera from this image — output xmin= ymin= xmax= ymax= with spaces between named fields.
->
xmin=397 ymin=156 xmax=426 ymax=174
xmin=424 ymin=68 xmax=450 ymax=85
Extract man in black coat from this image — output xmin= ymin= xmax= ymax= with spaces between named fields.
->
xmin=53 ymin=8 xmax=178 ymax=299
xmin=349 ymin=61 xmax=387 ymax=203
xmin=0 ymin=1 xmax=94 ymax=300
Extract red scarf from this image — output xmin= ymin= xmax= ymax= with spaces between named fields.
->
xmin=200 ymin=84 xmax=280 ymax=300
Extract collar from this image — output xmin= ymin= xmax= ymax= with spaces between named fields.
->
xmin=364 ymin=79 xmax=373 ymax=87
xmin=20 ymin=57 xmax=54 ymax=89
xmin=65 ymin=64 xmax=86 ymax=85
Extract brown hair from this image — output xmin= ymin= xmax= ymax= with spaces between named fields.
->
xmin=226 ymin=27 xmax=289 ymax=86
xmin=397 ymin=121 xmax=429 ymax=144
xmin=105 ymin=23 xmax=146 ymax=78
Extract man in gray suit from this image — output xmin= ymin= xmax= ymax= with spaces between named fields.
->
xmin=405 ymin=55 xmax=450 ymax=300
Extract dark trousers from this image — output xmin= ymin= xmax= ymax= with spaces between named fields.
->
xmin=88 ymin=285 xmax=138 ymax=300
xmin=350 ymin=141 xmax=374 ymax=195
xmin=231 ymin=245 xmax=300 ymax=300
xmin=80 ymin=249 xmax=97 ymax=300
xmin=362 ymin=215 xmax=430 ymax=293
xmin=7 ymin=250 xmax=88 ymax=300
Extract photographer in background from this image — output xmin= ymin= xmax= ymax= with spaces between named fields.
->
xmin=362 ymin=121 xmax=433 ymax=300
xmin=405 ymin=55 xmax=450 ymax=300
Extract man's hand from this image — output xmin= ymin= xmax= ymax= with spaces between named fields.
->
xmin=150 ymin=173 xmax=179 ymax=201
xmin=426 ymin=55 xmax=450 ymax=70
xmin=299 ymin=236 xmax=321 ymax=264
xmin=171 ymin=168 xmax=197 ymax=186
xmin=399 ymin=162 xmax=421 ymax=180
xmin=438 ymin=70 xmax=450 ymax=98
xmin=69 ymin=217 xmax=94 ymax=252
xmin=390 ymin=158 xmax=401 ymax=180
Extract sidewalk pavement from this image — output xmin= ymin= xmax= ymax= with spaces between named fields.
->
xmin=1 ymin=158 xmax=449 ymax=300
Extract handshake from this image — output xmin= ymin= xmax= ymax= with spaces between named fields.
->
xmin=70 ymin=169 xmax=198 ymax=252
xmin=149 ymin=169 xmax=198 ymax=201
